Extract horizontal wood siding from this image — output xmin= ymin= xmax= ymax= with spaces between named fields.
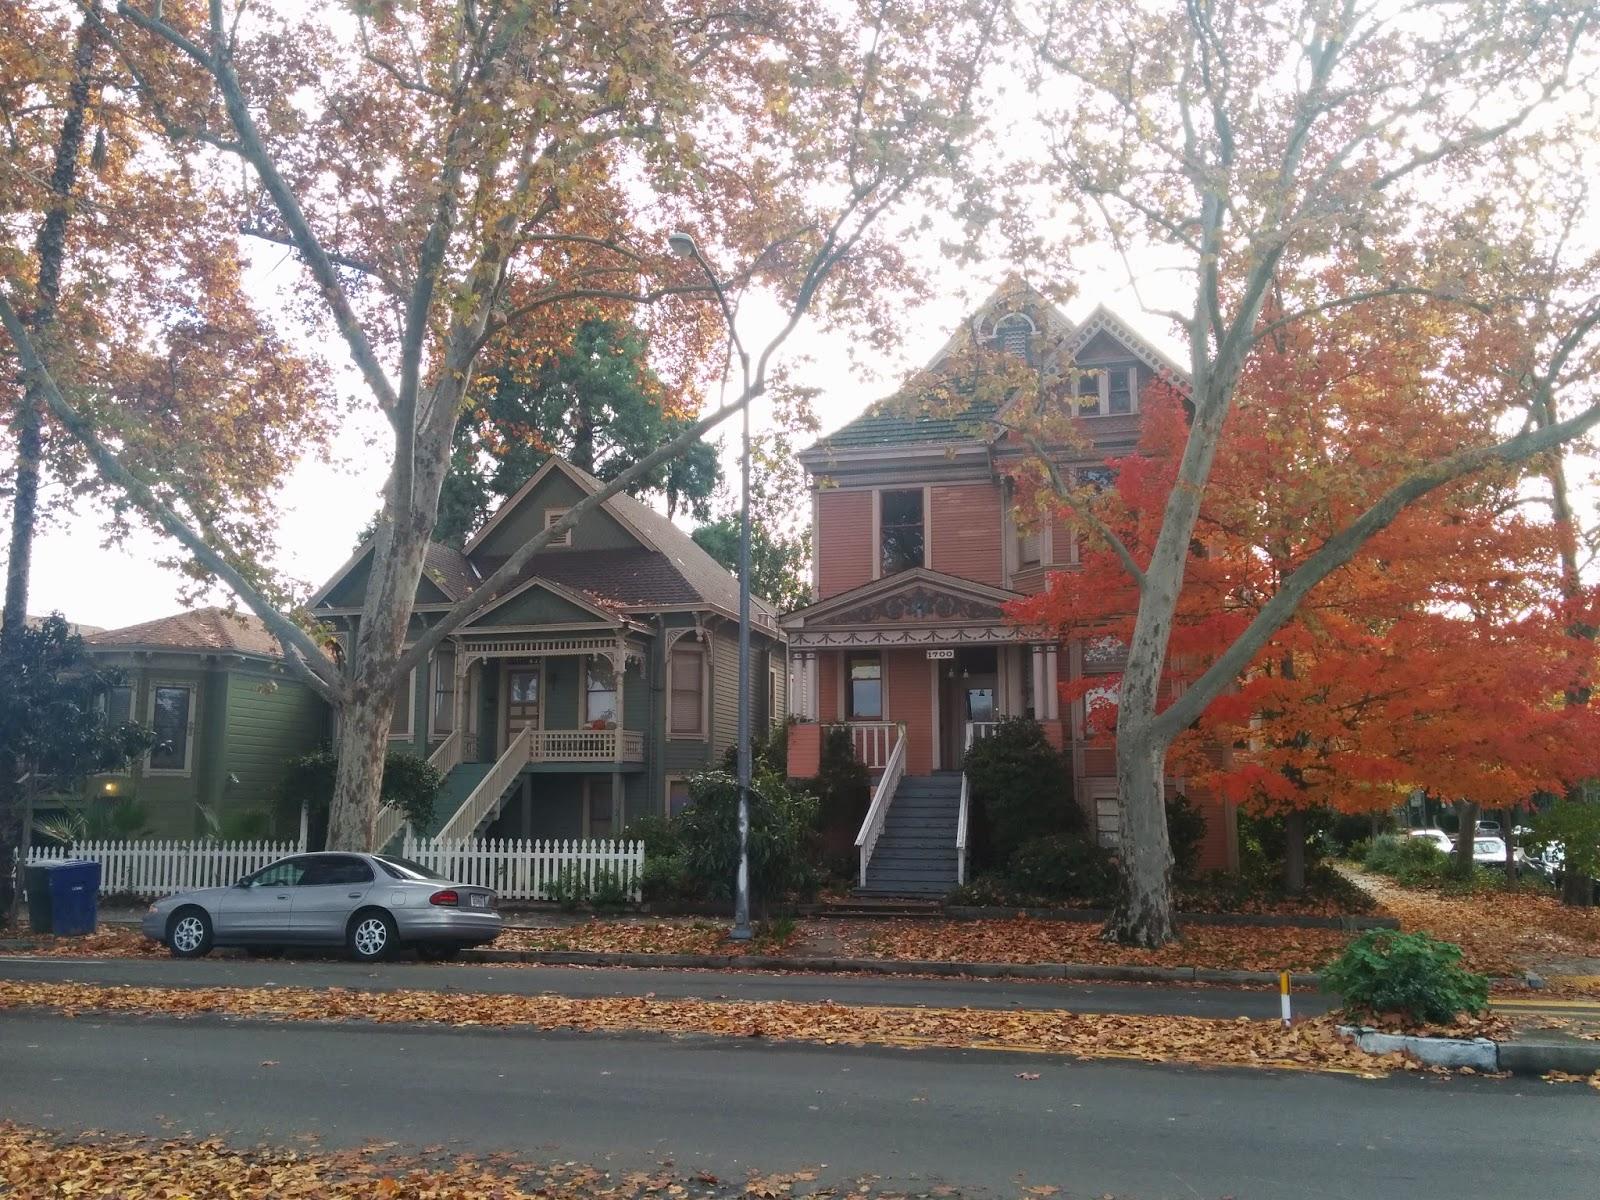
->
xmin=930 ymin=483 xmax=1003 ymax=586
xmin=709 ymin=625 xmax=739 ymax=763
xmin=223 ymin=669 xmax=327 ymax=817
xmin=816 ymin=489 xmax=874 ymax=598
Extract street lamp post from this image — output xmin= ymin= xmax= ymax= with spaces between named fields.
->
xmin=669 ymin=231 xmax=753 ymax=941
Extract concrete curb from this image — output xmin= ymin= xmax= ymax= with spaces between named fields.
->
xmin=1338 ymin=1024 xmax=1600 ymax=1077
xmin=460 ymin=946 xmax=1325 ymax=987
xmin=943 ymin=906 xmax=1400 ymax=931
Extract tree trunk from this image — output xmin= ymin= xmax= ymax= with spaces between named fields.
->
xmin=1561 ymin=867 xmax=1593 ymax=908
xmin=1283 ymin=809 xmax=1307 ymax=894
xmin=1105 ymin=736 xmax=1177 ymax=947
xmin=1451 ymin=800 xmax=1479 ymax=879
xmin=326 ymin=680 xmax=393 ymax=851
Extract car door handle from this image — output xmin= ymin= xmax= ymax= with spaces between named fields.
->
xmin=276 ymin=894 xmax=289 ymax=900
xmin=347 ymin=892 xmax=361 ymax=898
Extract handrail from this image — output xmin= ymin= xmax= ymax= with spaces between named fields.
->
xmin=956 ymin=771 xmax=970 ymax=886
xmin=827 ymin=720 xmax=899 ymax=770
xmin=373 ymin=728 xmax=465 ymax=851
xmin=437 ymin=723 xmax=533 ymax=841
xmin=853 ymin=723 xmax=907 ymax=886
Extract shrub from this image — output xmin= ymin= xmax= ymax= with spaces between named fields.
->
xmin=808 ymin=725 xmax=871 ymax=855
xmin=1004 ymin=834 xmax=1119 ymax=903
xmin=276 ymin=747 xmax=441 ymax=849
xmin=590 ymin=867 xmax=631 ymax=911
xmin=639 ymin=852 xmax=693 ymax=903
xmin=1363 ymin=834 xmax=1447 ymax=885
xmin=1323 ymin=930 xmax=1489 ymax=1024
xmin=964 ymin=718 xmax=1075 ymax=869
xmin=1166 ymin=793 xmax=1207 ymax=881
xmin=624 ymin=813 xmax=682 ymax=860
xmin=676 ymin=770 xmax=821 ymax=904
xmin=546 ymin=864 xmax=589 ymax=912
xmin=1525 ymin=797 xmax=1600 ymax=906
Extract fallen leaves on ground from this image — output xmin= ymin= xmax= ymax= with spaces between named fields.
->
xmin=835 ymin=917 xmax=1353 ymax=972
xmin=1351 ymin=871 xmax=1600 ymax=981
xmin=0 ymin=978 xmax=1406 ymax=1075
xmin=1540 ymin=1070 xmax=1600 ymax=1090
xmin=495 ymin=919 xmax=769 ymax=956
xmin=0 ymin=925 xmax=165 ymax=958
xmin=0 ymin=1123 xmax=904 ymax=1200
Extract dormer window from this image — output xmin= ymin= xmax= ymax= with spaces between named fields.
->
xmin=990 ymin=312 xmax=1036 ymax=364
xmin=543 ymin=507 xmax=573 ymax=548
xmin=1071 ymin=361 xmax=1138 ymax=416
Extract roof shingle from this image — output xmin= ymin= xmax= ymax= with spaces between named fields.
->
xmin=87 ymin=607 xmax=283 ymax=658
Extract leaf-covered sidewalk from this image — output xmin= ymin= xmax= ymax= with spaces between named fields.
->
xmin=1346 ymin=871 xmax=1600 ymax=988
xmin=0 ymin=978 xmax=1407 ymax=1075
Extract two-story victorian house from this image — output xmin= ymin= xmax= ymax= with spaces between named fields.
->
xmin=311 ymin=456 xmax=787 ymax=850
xmin=784 ymin=283 xmax=1238 ymax=895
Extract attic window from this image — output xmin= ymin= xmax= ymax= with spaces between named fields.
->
xmin=543 ymin=507 xmax=572 ymax=548
xmin=991 ymin=313 xmax=1035 ymax=363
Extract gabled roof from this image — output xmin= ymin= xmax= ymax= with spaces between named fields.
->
xmin=86 ymin=607 xmax=283 ymax=659
xmin=309 ymin=537 xmax=478 ymax=609
xmin=461 ymin=573 xmax=631 ymax=628
xmin=804 ymin=282 xmax=1189 ymax=459
xmin=464 ymin=455 xmax=779 ymax=626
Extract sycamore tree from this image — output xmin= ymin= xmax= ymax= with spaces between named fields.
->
xmin=1011 ymin=283 xmax=1600 ymax=894
xmin=1001 ymin=0 xmax=1600 ymax=945
xmin=1 ymin=0 xmax=1001 ymax=851
xmin=0 ymin=2 xmax=327 ymax=895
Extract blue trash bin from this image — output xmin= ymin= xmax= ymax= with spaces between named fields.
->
xmin=45 ymin=860 xmax=101 ymax=936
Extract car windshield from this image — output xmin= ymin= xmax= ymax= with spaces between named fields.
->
xmin=374 ymin=855 xmax=447 ymax=882
xmin=1476 ymin=839 xmax=1504 ymax=855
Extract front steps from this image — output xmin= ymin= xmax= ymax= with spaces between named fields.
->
xmin=856 ymin=772 xmax=962 ymax=898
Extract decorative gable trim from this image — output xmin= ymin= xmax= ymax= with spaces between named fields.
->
xmin=783 ymin=567 xmax=1020 ymax=630
xmin=462 ymin=574 xmax=624 ymax=629
xmin=308 ymin=537 xmax=375 ymax=609
xmin=1059 ymin=304 xmax=1189 ymax=382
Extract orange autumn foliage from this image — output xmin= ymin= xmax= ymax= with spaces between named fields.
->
xmin=1010 ymin=291 xmax=1600 ymax=818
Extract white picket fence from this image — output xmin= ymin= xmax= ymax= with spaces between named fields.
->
xmin=27 ymin=838 xmax=305 ymax=899
xmin=401 ymin=834 xmax=644 ymax=901
xmin=26 ymin=834 xmax=644 ymax=903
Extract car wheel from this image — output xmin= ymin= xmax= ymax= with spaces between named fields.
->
xmin=416 ymin=943 xmax=461 ymax=962
xmin=347 ymin=910 xmax=396 ymax=962
xmin=167 ymin=908 xmax=214 ymax=959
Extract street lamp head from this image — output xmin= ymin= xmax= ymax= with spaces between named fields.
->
xmin=666 ymin=230 xmax=698 ymax=259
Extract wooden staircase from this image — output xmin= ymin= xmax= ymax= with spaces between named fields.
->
xmin=855 ymin=773 xmax=962 ymax=897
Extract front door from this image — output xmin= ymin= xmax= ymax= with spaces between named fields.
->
xmin=292 ymin=855 xmax=375 ymax=941
xmin=506 ymin=665 xmax=541 ymax=744
xmin=947 ymin=647 xmax=998 ymax=766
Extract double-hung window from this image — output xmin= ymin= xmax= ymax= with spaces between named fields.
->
xmin=846 ymin=653 xmax=883 ymax=720
xmin=879 ymin=489 xmax=924 ymax=576
xmin=585 ymin=657 xmax=618 ymax=728
xmin=668 ymin=645 xmax=706 ymax=737
xmin=147 ymin=684 xmax=195 ymax=774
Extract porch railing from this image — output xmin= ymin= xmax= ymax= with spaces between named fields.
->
xmin=965 ymin=721 xmax=999 ymax=751
xmin=830 ymin=721 xmax=901 ymax=771
xmin=854 ymin=723 xmax=907 ymax=886
xmin=956 ymin=771 xmax=971 ymax=886
xmin=527 ymin=728 xmax=644 ymax=763
xmin=437 ymin=723 xmax=534 ymax=841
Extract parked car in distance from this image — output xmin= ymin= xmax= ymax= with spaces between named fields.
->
xmin=1408 ymin=829 xmax=1455 ymax=854
xmin=141 ymin=852 xmax=501 ymax=962
xmin=1475 ymin=820 xmax=1501 ymax=835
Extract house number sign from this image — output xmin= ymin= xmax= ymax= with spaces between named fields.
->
xmin=925 ymin=648 xmax=955 ymax=660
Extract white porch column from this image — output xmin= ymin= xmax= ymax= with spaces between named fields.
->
xmin=1044 ymin=644 xmax=1060 ymax=720
xmin=1031 ymin=644 xmax=1047 ymax=720
xmin=612 ymin=637 xmax=627 ymax=760
xmin=805 ymin=652 xmax=820 ymax=721
xmin=789 ymin=652 xmax=804 ymax=716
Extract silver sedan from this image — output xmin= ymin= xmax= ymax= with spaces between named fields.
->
xmin=141 ymin=852 xmax=502 ymax=962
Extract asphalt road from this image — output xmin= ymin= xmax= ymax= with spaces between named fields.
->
xmin=1 ymin=1011 xmax=1592 ymax=1199
xmin=0 ymin=955 xmax=1334 ymax=1019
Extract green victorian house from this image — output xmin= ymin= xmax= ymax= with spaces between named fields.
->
xmin=311 ymin=456 xmax=788 ymax=846
xmin=77 ymin=608 xmax=327 ymax=836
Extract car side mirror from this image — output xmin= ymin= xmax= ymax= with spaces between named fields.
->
xmin=234 ymin=879 xmax=252 ymax=888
